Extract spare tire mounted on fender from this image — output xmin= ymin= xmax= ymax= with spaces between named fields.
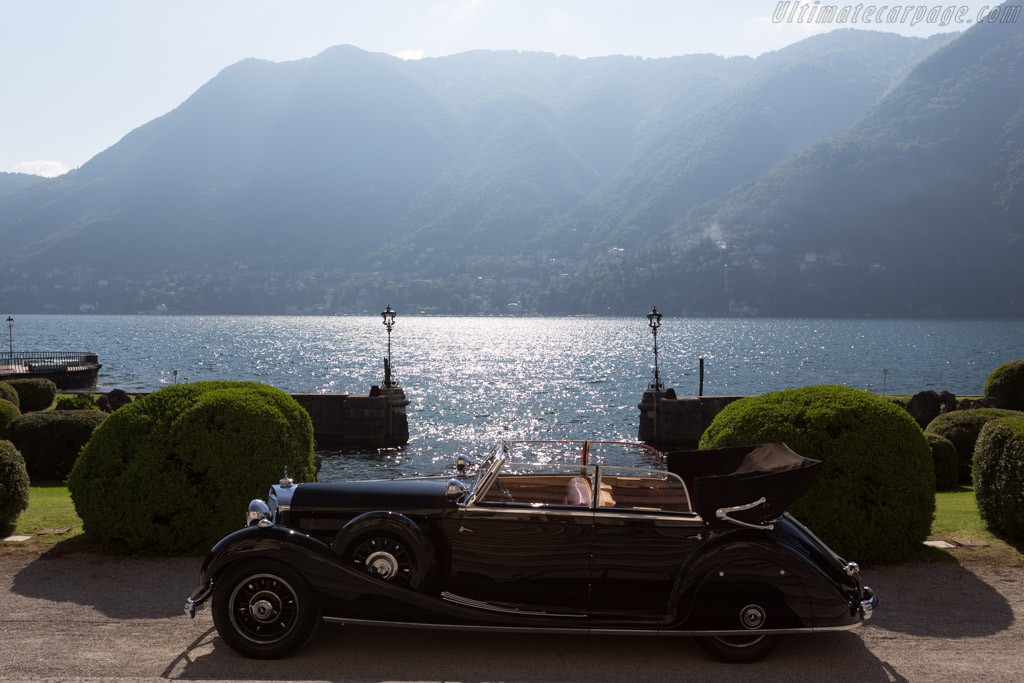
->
xmin=331 ymin=511 xmax=435 ymax=590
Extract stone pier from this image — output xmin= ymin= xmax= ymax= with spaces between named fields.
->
xmin=291 ymin=386 xmax=410 ymax=449
xmin=637 ymin=389 xmax=744 ymax=450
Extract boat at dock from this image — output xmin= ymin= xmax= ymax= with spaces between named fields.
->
xmin=0 ymin=351 xmax=102 ymax=389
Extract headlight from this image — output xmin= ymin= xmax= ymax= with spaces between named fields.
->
xmin=246 ymin=499 xmax=273 ymax=528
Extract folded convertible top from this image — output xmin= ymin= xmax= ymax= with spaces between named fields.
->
xmin=665 ymin=443 xmax=822 ymax=527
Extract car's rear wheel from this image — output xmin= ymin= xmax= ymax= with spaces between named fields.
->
xmin=348 ymin=535 xmax=415 ymax=585
xmin=693 ymin=634 xmax=780 ymax=663
xmin=212 ymin=561 xmax=319 ymax=659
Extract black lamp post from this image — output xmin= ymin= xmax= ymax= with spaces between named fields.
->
xmin=6 ymin=316 xmax=12 ymax=356
xmin=381 ymin=305 xmax=397 ymax=388
xmin=646 ymin=306 xmax=663 ymax=391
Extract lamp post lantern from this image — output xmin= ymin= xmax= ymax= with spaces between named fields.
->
xmin=646 ymin=306 xmax=663 ymax=391
xmin=381 ymin=305 xmax=397 ymax=388
xmin=6 ymin=316 xmax=12 ymax=356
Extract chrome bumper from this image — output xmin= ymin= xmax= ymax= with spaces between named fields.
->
xmin=184 ymin=581 xmax=213 ymax=619
xmin=860 ymin=586 xmax=877 ymax=621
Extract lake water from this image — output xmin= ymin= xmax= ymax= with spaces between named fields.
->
xmin=9 ymin=314 xmax=1023 ymax=479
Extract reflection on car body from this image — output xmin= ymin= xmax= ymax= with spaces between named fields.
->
xmin=185 ymin=441 xmax=875 ymax=662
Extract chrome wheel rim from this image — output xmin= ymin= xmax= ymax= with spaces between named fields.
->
xmin=228 ymin=573 xmax=299 ymax=644
xmin=352 ymin=537 xmax=411 ymax=583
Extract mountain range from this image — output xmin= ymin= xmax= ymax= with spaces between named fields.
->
xmin=1 ymin=16 xmax=1020 ymax=316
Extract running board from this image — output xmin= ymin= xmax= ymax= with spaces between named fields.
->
xmin=320 ymin=616 xmax=867 ymax=636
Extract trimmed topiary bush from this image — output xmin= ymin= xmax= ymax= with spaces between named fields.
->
xmin=6 ymin=378 xmax=57 ymax=412
xmin=0 ymin=382 xmax=19 ymax=410
xmin=984 ymin=359 xmax=1024 ymax=411
xmin=925 ymin=408 xmax=1022 ymax=483
xmin=68 ymin=381 xmax=315 ymax=555
xmin=0 ymin=440 xmax=30 ymax=535
xmin=700 ymin=385 xmax=935 ymax=564
xmin=925 ymin=432 xmax=959 ymax=491
xmin=0 ymin=398 xmax=20 ymax=436
xmin=6 ymin=410 xmax=107 ymax=480
xmin=973 ymin=415 xmax=1024 ymax=539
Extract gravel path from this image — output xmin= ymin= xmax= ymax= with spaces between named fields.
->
xmin=1 ymin=548 xmax=1021 ymax=682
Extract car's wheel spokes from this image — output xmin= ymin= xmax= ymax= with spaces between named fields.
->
xmin=228 ymin=574 xmax=299 ymax=644
xmin=351 ymin=537 xmax=412 ymax=583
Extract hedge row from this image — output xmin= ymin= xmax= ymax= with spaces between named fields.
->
xmin=6 ymin=410 xmax=108 ymax=480
xmin=973 ymin=415 xmax=1024 ymax=539
xmin=700 ymin=385 xmax=935 ymax=565
xmin=0 ymin=440 xmax=29 ymax=534
xmin=925 ymin=409 xmax=1022 ymax=483
xmin=69 ymin=381 xmax=315 ymax=555
xmin=984 ymin=359 xmax=1024 ymax=411
xmin=5 ymin=378 xmax=57 ymax=412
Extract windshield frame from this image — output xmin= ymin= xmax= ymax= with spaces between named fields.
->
xmin=464 ymin=443 xmax=507 ymax=507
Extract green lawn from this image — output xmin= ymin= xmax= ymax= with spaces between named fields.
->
xmin=7 ymin=483 xmax=83 ymax=546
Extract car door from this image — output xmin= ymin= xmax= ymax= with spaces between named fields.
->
xmin=440 ymin=464 xmax=595 ymax=616
xmin=589 ymin=466 xmax=704 ymax=626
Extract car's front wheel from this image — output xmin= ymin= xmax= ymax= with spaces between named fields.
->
xmin=692 ymin=634 xmax=780 ymax=663
xmin=212 ymin=561 xmax=319 ymax=659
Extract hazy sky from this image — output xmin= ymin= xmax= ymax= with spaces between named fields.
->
xmin=2 ymin=0 xmax=996 ymax=176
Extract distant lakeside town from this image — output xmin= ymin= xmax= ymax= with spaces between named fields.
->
xmin=1 ymin=237 xmax=909 ymax=317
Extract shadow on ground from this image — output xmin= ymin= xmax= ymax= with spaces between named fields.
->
xmin=11 ymin=545 xmax=200 ymax=619
xmin=167 ymin=623 xmax=908 ymax=682
xmin=862 ymin=561 xmax=1015 ymax=637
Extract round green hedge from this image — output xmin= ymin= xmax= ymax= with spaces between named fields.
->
xmin=925 ymin=409 xmax=1022 ymax=483
xmin=0 ymin=382 xmax=19 ymax=410
xmin=699 ymin=385 xmax=935 ymax=564
xmin=973 ymin=415 xmax=1024 ymax=538
xmin=6 ymin=410 xmax=107 ymax=481
xmin=984 ymin=359 xmax=1024 ymax=411
xmin=68 ymin=381 xmax=315 ymax=555
xmin=925 ymin=432 xmax=959 ymax=491
xmin=0 ymin=398 xmax=20 ymax=436
xmin=5 ymin=378 xmax=57 ymax=412
xmin=0 ymin=440 xmax=30 ymax=535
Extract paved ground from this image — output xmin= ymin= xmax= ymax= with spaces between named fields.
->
xmin=1 ymin=546 xmax=1022 ymax=682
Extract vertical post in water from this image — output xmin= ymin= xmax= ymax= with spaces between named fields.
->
xmin=699 ymin=358 xmax=704 ymax=397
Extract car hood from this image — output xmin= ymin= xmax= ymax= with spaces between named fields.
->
xmin=287 ymin=477 xmax=453 ymax=513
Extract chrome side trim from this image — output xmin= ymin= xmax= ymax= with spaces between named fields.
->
xmin=320 ymin=617 xmax=868 ymax=636
xmin=441 ymin=592 xmax=586 ymax=618
xmin=464 ymin=506 xmax=594 ymax=519
xmin=593 ymin=512 xmax=703 ymax=525
xmin=322 ymin=617 xmax=593 ymax=634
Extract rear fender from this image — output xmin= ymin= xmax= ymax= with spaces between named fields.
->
xmin=669 ymin=533 xmax=817 ymax=631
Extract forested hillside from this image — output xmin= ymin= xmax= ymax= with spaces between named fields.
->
xmin=2 ymin=21 xmax=1017 ymax=317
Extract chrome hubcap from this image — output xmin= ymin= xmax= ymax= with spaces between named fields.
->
xmin=366 ymin=551 xmax=400 ymax=579
xmin=249 ymin=595 xmax=278 ymax=622
xmin=741 ymin=604 xmax=766 ymax=629
xmin=351 ymin=537 xmax=412 ymax=584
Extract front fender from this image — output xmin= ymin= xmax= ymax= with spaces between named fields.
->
xmin=202 ymin=524 xmax=334 ymax=575
xmin=187 ymin=525 xmax=336 ymax=617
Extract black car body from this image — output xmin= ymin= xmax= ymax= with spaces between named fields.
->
xmin=185 ymin=441 xmax=875 ymax=662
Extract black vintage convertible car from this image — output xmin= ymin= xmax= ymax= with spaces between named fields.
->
xmin=185 ymin=441 xmax=875 ymax=662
